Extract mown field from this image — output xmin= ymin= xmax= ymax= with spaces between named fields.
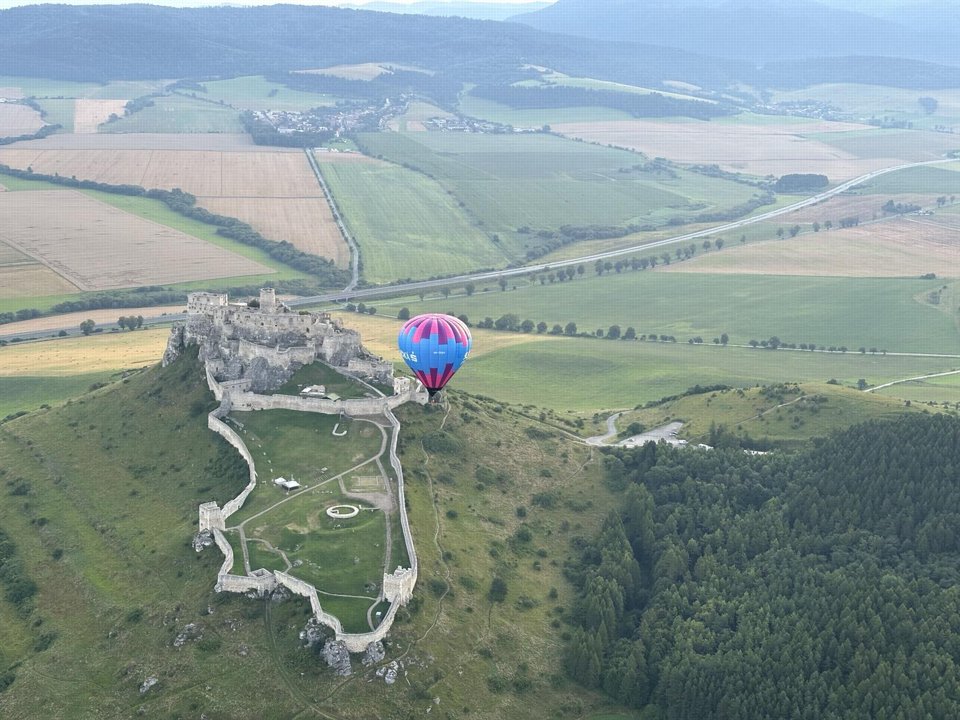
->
xmin=354 ymin=131 xmax=757 ymax=263
xmin=374 ymin=272 xmax=960 ymax=356
xmin=0 ymin=103 xmax=44 ymax=135
xmin=458 ymin=94 xmax=633 ymax=126
xmin=317 ymin=156 xmax=506 ymax=282
xmin=195 ymin=75 xmax=338 ymax=111
xmin=99 ymin=94 xmax=244 ymax=134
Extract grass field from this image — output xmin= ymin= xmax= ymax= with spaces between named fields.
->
xmin=458 ymin=94 xmax=633 ymax=126
xmin=612 ymin=382 xmax=922 ymax=450
xmin=0 ymin=76 xmax=163 ymax=100
xmin=33 ymin=98 xmax=75 ymax=131
xmin=318 ymin=156 xmax=505 ymax=282
xmin=276 ymin=361 xmax=379 ymax=399
xmin=551 ymin=118 xmax=897 ymax=180
xmin=196 ymin=75 xmax=338 ymax=111
xmin=874 ymin=371 xmax=960 ymax=406
xmin=0 ymin=372 xmax=116 ymax=418
xmin=355 ymin=132 xmax=757 ymax=262
xmin=74 ymin=99 xmax=127 ymax=133
xmin=380 ymin=272 xmax=960 ymax=356
xmin=852 ymin=162 xmax=960 ymax=194
xmin=100 ymin=94 xmax=243 ymax=133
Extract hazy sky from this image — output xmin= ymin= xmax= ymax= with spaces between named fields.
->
xmin=0 ymin=0 xmax=548 ymax=7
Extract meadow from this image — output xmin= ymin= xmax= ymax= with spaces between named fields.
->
xmin=354 ymin=131 xmax=757 ymax=262
xmin=100 ymin=94 xmax=244 ymax=134
xmin=378 ymin=272 xmax=960 ymax=356
xmin=317 ymin=156 xmax=505 ymax=282
xmin=852 ymin=162 xmax=960 ymax=194
xmin=194 ymin=75 xmax=338 ymax=111
xmin=458 ymin=94 xmax=632 ymax=126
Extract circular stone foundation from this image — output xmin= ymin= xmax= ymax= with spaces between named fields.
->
xmin=326 ymin=504 xmax=360 ymax=519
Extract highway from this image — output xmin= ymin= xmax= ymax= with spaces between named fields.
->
xmin=1 ymin=156 xmax=955 ymax=341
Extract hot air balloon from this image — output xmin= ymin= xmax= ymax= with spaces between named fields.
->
xmin=397 ymin=313 xmax=472 ymax=399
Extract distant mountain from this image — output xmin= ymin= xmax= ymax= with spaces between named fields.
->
xmin=511 ymin=0 xmax=960 ymax=67
xmin=344 ymin=2 xmax=551 ymax=21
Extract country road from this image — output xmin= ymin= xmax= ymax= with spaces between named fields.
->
xmin=1 ymin=156 xmax=956 ymax=341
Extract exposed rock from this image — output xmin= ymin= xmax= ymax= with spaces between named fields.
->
xmin=192 ymin=530 xmax=214 ymax=552
xmin=299 ymin=618 xmax=327 ymax=649
xmin=161 ymin=325 xmax=185 ymax=367
xmin=362 ymin=640 xmax=386 ymax=666
xmin=139 ymin=676 xmax=159 ymax=695
xmin=322 ymin=639 xmax=352 ymax=677
xmin=173 ymin=623 xmax=202 ymax=648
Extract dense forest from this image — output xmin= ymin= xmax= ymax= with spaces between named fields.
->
xmin=566 ymin=414 xmax=960 ymax=718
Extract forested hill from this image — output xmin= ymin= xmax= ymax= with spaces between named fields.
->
xmin=565 ymin=414 xmax=960 ymax=717
xmin=0 ymin=4 xmax=740 ymax=89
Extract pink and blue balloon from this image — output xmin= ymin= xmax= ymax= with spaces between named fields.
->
xmin=397 ymin=313 xmax=472 ymax=397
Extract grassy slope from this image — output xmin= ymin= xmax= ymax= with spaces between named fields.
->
xmin=0 ymin=350 xmax=630 ymax=719
xmin=317 ymin=158 xmax=506 ymax=283
xmin=197 ymin=76 xmax=338 ymax=112
xmin=458 ymin=94 xmax=633 ymax=126
xmin=100 ymin=95 xmax=243 ymax=134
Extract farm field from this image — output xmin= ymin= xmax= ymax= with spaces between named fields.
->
xmin=551 ymin=118 xmax=918 ymax=179
xmin=0 ymin=76 xmax=164 ymax=100
xmin=0 ymin=102 xmax=44 ymax=135
xmin=99 ymin=94 xmax=244 ymax=133
xmin=0 ymin=189 xmax=273 ymax=291
xmin=317 ymin=156 xmax=505 ymax=282
xmin=385 ymin=100 xmax=454 ymax=131
xmin=1 ymin=132 xmax=263 ymax=150
xmin=812 ymin=129 xmax=960 ymax=162
xmin=458 ymin=94 xmax=633 ymax=126
xmin=0 ymin=147 xmax=349 ymax=263
xmin=355 ymin=131 xmax=758 ymax=254
xmin=0 ymin=305 xmax=182 ymax=337
xmin=73 ymin=98 xmax=127 ymax=133
xmin=874 ymin=371 xmax=960 ymax=406
xmin=661 ymin=217 xmax=960 ymax=278
xmin=195 ymin=75 xmax=338 ymax=111
xmin=517 ymin=70 xmax=716 ymax=103
xmin=378 ymin=272 xmax=960 ymax=355
xmin=298 ymin=62 xmax=430 ymax=80
xmin=852 ymin=162 xmax=960 ymax=194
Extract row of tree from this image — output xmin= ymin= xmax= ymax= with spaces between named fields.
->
xmin=564 ymin=413 xmax=960 ymax=717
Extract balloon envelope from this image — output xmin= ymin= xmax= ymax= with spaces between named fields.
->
xmin=397 ymin=313 xmax=472 ymax=395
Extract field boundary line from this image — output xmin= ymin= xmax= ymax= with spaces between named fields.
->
xmin=868 ymin=369 xmax=960 ymax=392
xmin=306 ymin=148 xmax=358 ymax=291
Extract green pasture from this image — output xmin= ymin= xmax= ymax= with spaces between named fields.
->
xmin=318 ymin=157 xmax=506 ymax=282
xmin=614 ymin=382 xmax=922 ymax=449
xmin=196 ymin=75 xmax=338 ymax=111
xmin=392 ymin=272 xmax=960 ymax=356
xmin=355 ymin=132 xmax=757 ymax=253
xmin=852 ymin=162 xmax=960 ymax=194
xmin=100 ymin=94 xmax=243 ymax=133
xmin=874 ymin=371 xmax=960 ymax=406
xmin=277 ymin=361 xmax=377 ymax=399
xmin=517 ymin=73 xmax=713 ymax=103
xmin=316 ymin=595 xmax=376 ymax=634
xmin=457 ymin=94 xmax=632 ymax=126
xmin=0 ymin=372 xmax=115 ymax=418
xmin=811 ymin=128 xmax=960 ymax=161
xmin=225 ymin=412 xmax=383 ymax=525
xmin=450 ymin=336 xmax=958 ymax=414
xmin=0 ymin=76 xmax=165 ymax=100
xmin=34 ymin=98 xmax=75 ymax=131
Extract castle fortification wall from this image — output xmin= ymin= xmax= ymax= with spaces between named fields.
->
xmin=274 ymin=571 xmax=344 ymax=634
xmin=207 ymin=414 xmax=258 ymax=519
xmin=237 ymin=338 xmax=316 ymax=367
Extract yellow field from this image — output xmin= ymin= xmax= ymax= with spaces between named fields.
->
xmin=0 ymin=189 xmax=272 ymax=292
xmin=0 ymin=103 xmax=44 ymax=136
xmin=0 ymin=328 xmax=169 ymax=376
xmin=0 ymin=132 xmax=265 ymax=150
xmin=553 ymin=118 xmax=893 ymax=179
xmin=0 ymin=263 xmax=78 ymax=298
xmin=0 ymin=147 xmax=350 ymax=264
xmin=0 ymin=305 xmax=184 ymax=337
xmin=73 ymin=99 xmax=127 ymax=134
xmin=663 ymin=217 xmax=960 ymax=278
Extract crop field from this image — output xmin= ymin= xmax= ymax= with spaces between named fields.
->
xmin=385 ymin=272 xmax=960 ymax=355
xmin=0 ymin=76 xmax=164 ymax=100
xmin=0 ymin=147 xmax=350 ymax=263
xmin=854 ymin=162 xmax=960 ymax=194
xmin=662 ymin=217 xmax=960 ymax=278
xmin=317 ymin=157 xmax=504 ymax=282
xmin=550 ymin=118 xmax=909 ymax=179
xmin=875 ymin=371 xmax=960 ymax=405
xmin=811 ymin=129 xmax=960 ymax=162
xmin=99 ymin=94 xmax=244 ymax=133
xmin=0 ymin=102 xmax=44 ymax=135
xmin=196 ymin=75 xmax=338 ymax=111
xmin=297 ymin=62 xmax=430 ymax=80
xmin=450 ymin=336 xmax=959 ymax=414
xmin=356 ymin=132 xmax=757 ymax=247
xmin=0 ymin=189 xmax=273 ymax=291
xmin=1 ymin=131 xmax=262 ymax=150
xmin=73 ymin=98 xmax=127 ymax=133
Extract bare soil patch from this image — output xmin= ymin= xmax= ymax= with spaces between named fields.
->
xmin=0 ymin=305 xmax=183 ymax=337
xmin=662 ymin=218 xmax=960 ymax=278
xmin=73 ymin=99 xmax=127 ymax=134
xmin=553 ymin=119 xmax=894 ymax=180
xmin=0 ymin=189 xmax=273 ymax=291
xmin=0 ymin=149 xmax=350 ymax=264
xmin=0 ymin=104 xmax=45 ymax=136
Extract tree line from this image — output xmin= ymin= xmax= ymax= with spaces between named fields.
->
xmin=564 ymin=413 xmax=960 ymax=717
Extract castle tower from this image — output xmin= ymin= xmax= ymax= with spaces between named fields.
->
xmin=259 ymin=288 xmax=278 ymax=313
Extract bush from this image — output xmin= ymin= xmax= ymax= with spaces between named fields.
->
xmin=489 ymin=577 xmax=508 ymax=602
